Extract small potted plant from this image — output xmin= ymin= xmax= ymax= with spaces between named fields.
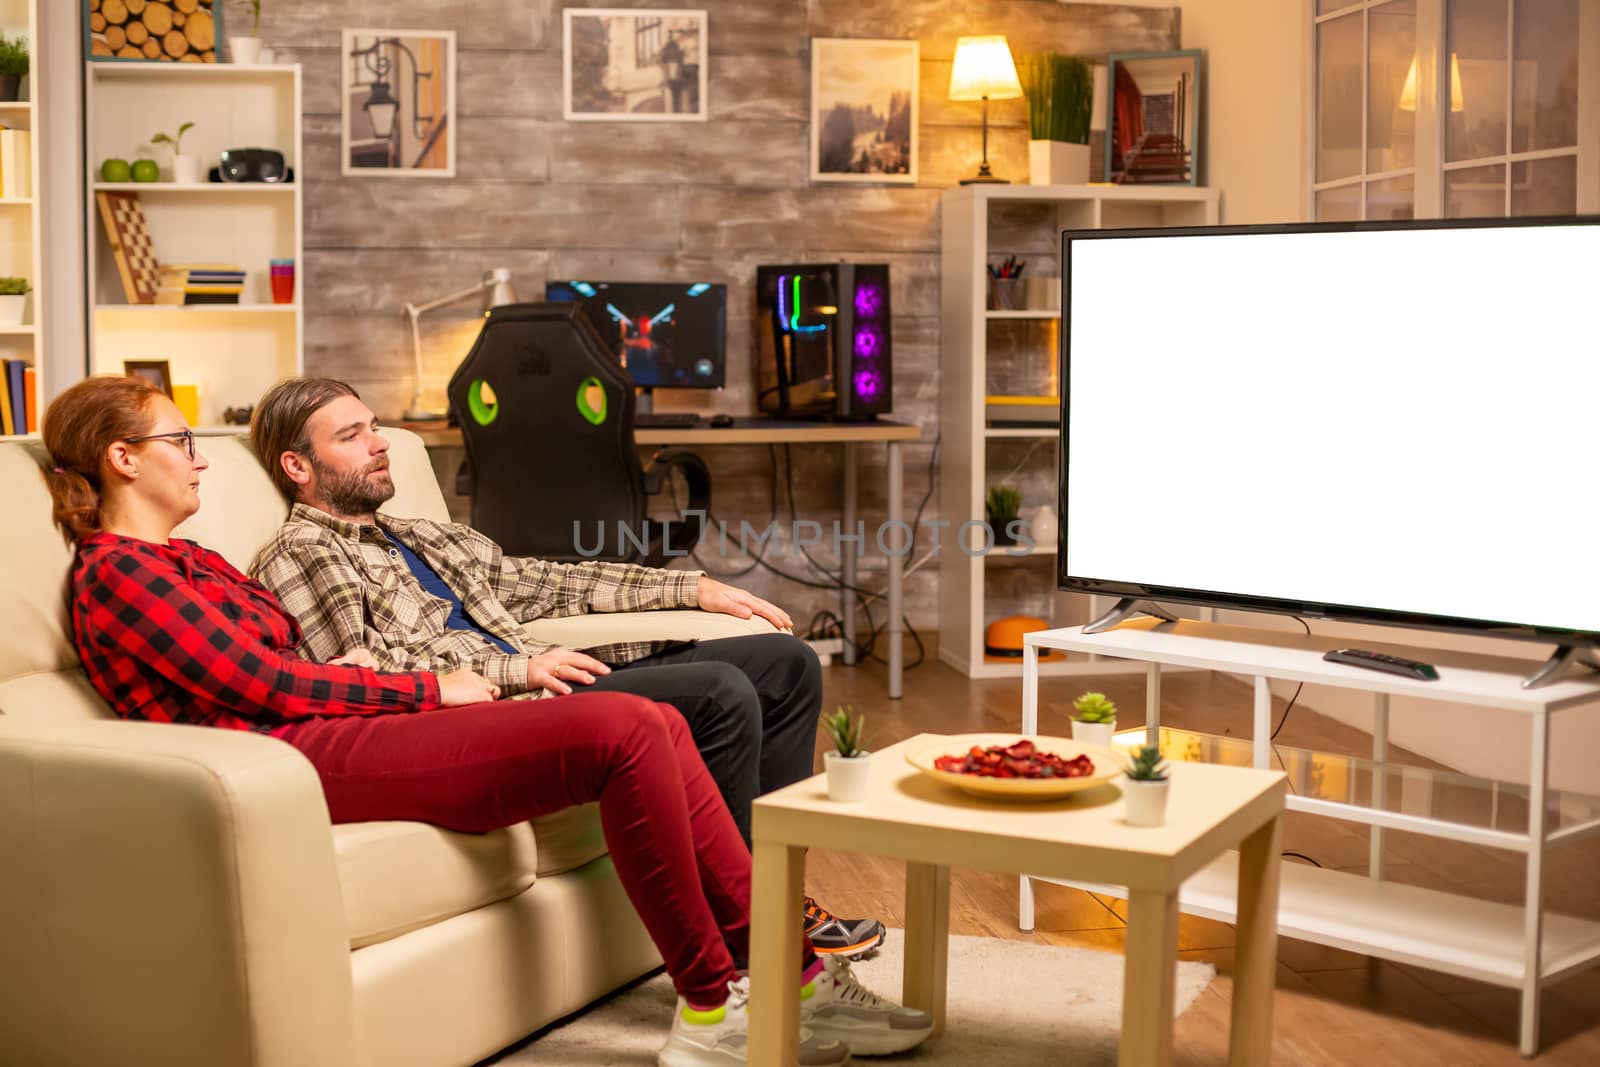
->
xmin=230 ymin=1 xmax=264 ymax=65
xmin=152 ymin=122 xmax=200 ymax=185
xmin=985 ymin=484 xmax=1022 ymax=546
xmin=1121 ymin=743 xmax=1171 ymax=827
xmin=1070 ymin=691 xmax=1117 ymax=748
xmin=1016 ymin=52 xmax=1094 ymax=186
xmin=0 ymin=276 xmax=28 ymax=326
xmin=821 ymin=705 xmax=871 ymax=803
xmin=0 ymin=34 xmax=27 ymax=103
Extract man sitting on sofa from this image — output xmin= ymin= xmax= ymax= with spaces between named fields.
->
xmin=248 ymin=377 xmax=883 ymax=958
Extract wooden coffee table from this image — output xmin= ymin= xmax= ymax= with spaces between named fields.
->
xmin=748 ymin=734 xmax=1288 ymax=1066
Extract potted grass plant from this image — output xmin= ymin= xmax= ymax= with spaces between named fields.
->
xmin=0 ymin=276 xmax=28 ymax=326
xmin=0 ymin=34 xmax=26 ymax=103
xmin=822 ymin=705 xmax=871 ymax=803
xmin=985 ymin=483 xmax=1023 ymax=546
xmin=1016 ymin=52 xmax=1094 ymax=186
xmin=1121 ymin=744 xmax=1171 ymax=826
xmin=230 ymin=1 xmax=265 ymax=64
xmin=1070 ymin=691 xmax=1117 ymax=748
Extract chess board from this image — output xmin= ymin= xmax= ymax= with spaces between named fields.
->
xmin=96 ymin=191 xmax=161 ymax=304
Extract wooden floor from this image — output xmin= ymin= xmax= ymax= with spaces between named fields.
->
xmin=806 ymin=641 xmax=1600 ymax=1065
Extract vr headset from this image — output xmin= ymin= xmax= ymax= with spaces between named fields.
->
xmin=209 ymin=148 xmax=293 ymax=183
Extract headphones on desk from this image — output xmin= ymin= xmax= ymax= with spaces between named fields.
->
xmin=210 ymin=148 xmax=293 ymax=183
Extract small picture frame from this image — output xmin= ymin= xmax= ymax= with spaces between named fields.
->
xmin=124 ymin=360 xmax=174 ymax=398
xmin=810 ymin=38 xmax=919 ymax=185
xmin=341 ymin=29 xmax=457 ymax=176
xmin=1105 ymin=50 xmax=1203 ymax=186
xmin=564 ymin=9 xmax=708 ymax=122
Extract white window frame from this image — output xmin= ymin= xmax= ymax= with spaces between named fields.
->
xmin=1308 ymin=0 xmax=1600 ymax=219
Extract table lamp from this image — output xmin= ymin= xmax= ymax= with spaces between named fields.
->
xmin=403 ymin=268 xmax=517 ymax=421
xmin=949 ymin=35 xmax=1023 ymax=184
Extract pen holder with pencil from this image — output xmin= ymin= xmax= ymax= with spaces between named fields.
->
xmin=988 ymin=277 xmax=1027 ymax=310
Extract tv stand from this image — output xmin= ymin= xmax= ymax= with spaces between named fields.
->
xmin=1082 ymin=596 xmax=1179 ymax=634
xmin=1524 ymin=643 xmax=1600 ymax=690
xmin=1018 ymin=619 xmax=1600 ymax=1058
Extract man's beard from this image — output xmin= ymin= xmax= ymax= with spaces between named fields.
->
xmin=313 ymin=456 xmax=395 ymax=516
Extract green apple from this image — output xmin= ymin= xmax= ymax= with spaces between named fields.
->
xmin=100 ymin=157 xmax=132 ymax=183
xmin=130 ymin=158 xmax=161 ymax=183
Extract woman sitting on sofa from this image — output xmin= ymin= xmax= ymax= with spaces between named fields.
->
xmin=43 ymin=375 xmax=930 ymax=1067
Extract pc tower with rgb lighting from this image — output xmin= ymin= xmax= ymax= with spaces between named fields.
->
xmin=755 ymin=263 xmax=892 ymax=420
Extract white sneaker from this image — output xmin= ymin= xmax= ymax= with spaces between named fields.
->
xmin=658 ymin=975 xmax=852 ymax=1067
xmin=801 ymin=956 xmax=935 ymax=1056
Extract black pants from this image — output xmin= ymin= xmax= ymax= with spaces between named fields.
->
xmin=585 ymin=633 xmax=822 ymax=845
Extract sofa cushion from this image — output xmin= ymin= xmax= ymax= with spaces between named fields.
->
xmin=334 ymin=803 xmax=609 ymax=949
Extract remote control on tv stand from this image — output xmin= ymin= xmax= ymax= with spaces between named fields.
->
xmin=1322 ymin=648 xmax=1439 ymax=681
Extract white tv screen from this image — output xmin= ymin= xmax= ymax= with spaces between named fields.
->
xmin=1061 ymin=218 xmax=1600 ymax=643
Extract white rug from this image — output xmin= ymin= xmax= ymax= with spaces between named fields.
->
xmin=490 ymin=932 xmax=1215 ymax=1065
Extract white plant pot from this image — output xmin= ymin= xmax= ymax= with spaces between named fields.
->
xmin=173 ymin=155 xmax=204 ymax=185
xmin=230 ymin=35 xmax=264 ymax=65
xmin=1028 ymin=139 xmax=1091 ymax=186
xmin=824 ymin=750 xmax=872 ymax=803
xmin=1071 ymin=718 xmax=1116 ymax=749
xmin=0 ymin=293 xmax=24 ymax=326
xmin=1122 ymin=777 xmax=1171 ymax=827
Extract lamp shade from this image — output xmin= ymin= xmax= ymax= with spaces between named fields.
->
xmin=949 ymin=36 xmax=1023 ymax=101
xmin=484 ymin=268 xmax=517 ymax=309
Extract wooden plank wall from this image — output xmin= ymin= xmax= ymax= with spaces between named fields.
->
xmin=266 ymin=1 xmax=1178 ymax=641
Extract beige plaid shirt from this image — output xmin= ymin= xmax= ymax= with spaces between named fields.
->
xmin=250 ymin=504 xmax=703 ymax=698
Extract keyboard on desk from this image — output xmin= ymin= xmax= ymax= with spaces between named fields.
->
xmin=635 ymin=412 xmax=703 ymax=428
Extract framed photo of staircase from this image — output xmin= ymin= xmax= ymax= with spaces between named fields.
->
xmin=1105 ymin=50 xmax=1202 ymax=186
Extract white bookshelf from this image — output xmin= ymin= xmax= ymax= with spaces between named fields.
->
xmin=0 ymin=0 xmax=40 ymax=438
xmin=936 ymin=184 xmax=1220 ymax=679
xmin=84 ymin=58 xmax=302 ymax=426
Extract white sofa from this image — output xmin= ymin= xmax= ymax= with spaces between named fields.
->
xmin=0 ymin=427 xmax=773 ymax=1067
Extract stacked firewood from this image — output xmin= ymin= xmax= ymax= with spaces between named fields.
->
xmin=88 ymin=0 xmax=219 ymax=63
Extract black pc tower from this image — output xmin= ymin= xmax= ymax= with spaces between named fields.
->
xmin=755 ymin=263 xmax=892 ymax=420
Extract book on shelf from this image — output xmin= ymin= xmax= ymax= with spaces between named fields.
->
xmin=0 ymin=128 xmax=30 ymax=199
xmin=0 ymin=361 xmax=12 ymax=435
xmin=4 ymin=360 xmax=23 ymax=434
xmin=22 ymin=365 xmax=35 ymax=433
xmin=154 ymin=290 xmax=243 ymax=305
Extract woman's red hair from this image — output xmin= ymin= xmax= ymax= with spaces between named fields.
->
xmin=41 ymin=375 xmax=162 ymax=543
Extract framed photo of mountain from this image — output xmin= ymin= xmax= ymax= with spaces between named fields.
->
xmin=810 ymin=38 xmax=919 ymax=185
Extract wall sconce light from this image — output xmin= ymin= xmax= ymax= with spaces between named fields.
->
xmin=349 ymin=36 xmax=436 ymax=143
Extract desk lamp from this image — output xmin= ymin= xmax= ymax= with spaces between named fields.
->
xmin=403 ymin=268 xmax=517 ymax=421
xmin=949 ymin=35 xmax=1023 ymax=184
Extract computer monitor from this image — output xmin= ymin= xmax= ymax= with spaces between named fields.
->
xmin=544 ymin=280 xmax=726 ymax=389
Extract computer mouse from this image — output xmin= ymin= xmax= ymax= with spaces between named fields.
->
xmin=709 ymin=414 xmax=736 ymax=428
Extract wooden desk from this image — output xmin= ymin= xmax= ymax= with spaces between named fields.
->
xmin=408 ymin=417 xmax=922 ymax=698
xmin=749 ymin=734 xmax=1287 ymax=1066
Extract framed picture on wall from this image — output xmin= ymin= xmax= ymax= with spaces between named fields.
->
xmin=810 ymin=38 xmax=918 ymax=184
xmin=124 ymin=360 xmax=174 ymax=397
xmin=563 ymin=9 xmax=709 ymax=122
xmin=341 ymin=29 xmax=457 ymax=177
xmin=86 ymin=0 xmax=224 ymax=62
xmin=1104 ymin=50 xmax=1202 ymax=186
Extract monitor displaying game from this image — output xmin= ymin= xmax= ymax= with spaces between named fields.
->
xmin=544 ymin=280 xmax=727 ymax=389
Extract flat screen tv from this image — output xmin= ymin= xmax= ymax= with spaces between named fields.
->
xmin=1059 ymin=215 xmax=1600 ymax=659
xmin=545 ymin=280 xmax=727 ymax=389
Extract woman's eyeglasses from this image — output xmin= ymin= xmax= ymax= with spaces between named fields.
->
xmin=124 ymin=429 xmax=196 ymax=460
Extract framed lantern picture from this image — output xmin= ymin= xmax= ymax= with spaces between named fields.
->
xmin=341 ymin=29 xmax=457 ymax=177
xmin=810 ymin=38 xmax=919 ymax=184
xmin=1104 ymin=50 xmax=1202 ymax=186
xmin=564 ymin=9 xmax=709 ymax=121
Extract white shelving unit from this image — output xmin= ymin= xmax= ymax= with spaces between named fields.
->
xmin=1019 ymin=619 xmax=1600 ymax=1058
xmin=0 ymin=0 xmax=41 ymax=438
xmin=84 ymin=57 xmax=303 ymax=425
xmin=937 ymin=185 xmax=1220 ymax=679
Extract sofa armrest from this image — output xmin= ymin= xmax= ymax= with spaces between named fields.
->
xmin=521 ymin=608 xmax=780 ymax=650
xmin=0 ymin=719 xmax=357 ymax=1067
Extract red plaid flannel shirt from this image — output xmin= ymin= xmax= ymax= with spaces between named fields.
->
xmin=70 ymin=533 xmax=439 ymax=734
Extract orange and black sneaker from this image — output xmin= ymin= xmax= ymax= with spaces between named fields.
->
xmin=802 ymin=895 xmax=885 ymax=958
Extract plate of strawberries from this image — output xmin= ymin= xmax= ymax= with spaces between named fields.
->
xmin=906 ymin=733 xmax=1120 ymax=800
